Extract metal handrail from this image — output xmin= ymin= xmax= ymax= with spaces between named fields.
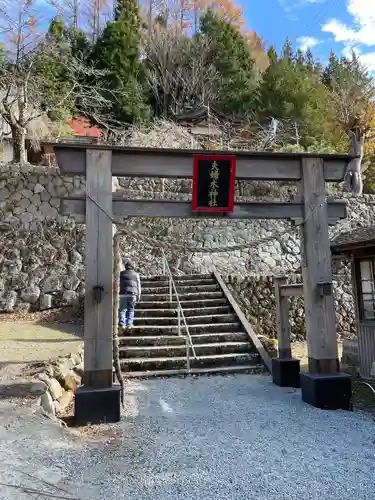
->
xmin=162 ymin=251 xmax=197 ymax=369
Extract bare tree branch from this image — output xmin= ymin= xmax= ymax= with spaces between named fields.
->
xmin=143 ymin=23 xmax=217 ymax=117
xmin=0 ymin=2 xmax=126 ymax=161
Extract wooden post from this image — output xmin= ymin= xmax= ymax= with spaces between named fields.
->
xmin=113 ymin=231 xmax=125 ymax=405
xmin=299 ymin=157 xmax=351 ymax=410
xmin=274 ymin=277 xmax=292 ymax=358
xmin=300 ymin=157 xmax=339 ymax=373
xmin=272 ymin=277 xmax=300 ymax=388
xmin=84 ymin=149 xmax=114 ymax=388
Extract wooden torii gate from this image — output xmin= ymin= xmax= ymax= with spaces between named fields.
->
xmin=52 ymin=144 xmax=355 ymax=424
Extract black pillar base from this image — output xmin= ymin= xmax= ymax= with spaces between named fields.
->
xmin=300 ymin=372 xmax=352 ymax=410
xmin=272 ymin=357 xmax=300 ymax=388
xmin=75 ymin=385 xmax=121 ymax=426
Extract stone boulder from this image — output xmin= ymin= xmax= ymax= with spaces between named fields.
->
xmin=0 ymin=291 xmax=17 ymax=312
xmin=20 ymin=285 xmax=41 ymax=304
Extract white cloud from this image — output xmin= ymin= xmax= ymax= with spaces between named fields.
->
xmin=322 ymin=1 xmax=375 ymax=46
xmin=321 ymin=0 xmax=375 ymax=73
xmin=340 ymin=45 xmax=375 ymax=73
xmin=357 ymin=52 xmax=375 ymax=72
xmin=297 ymin=36 xmax=321 ymax=51
xmin=341 ymin=44 xmax=361 ymax=59
xmin=278 ymin=0 xmax=324 ymax=14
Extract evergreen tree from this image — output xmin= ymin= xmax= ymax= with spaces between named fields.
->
xmin=114 ymin=0 xmax=129 ymax=20
xmin=33 ymin=18 xmax=75 ymax=120
xmin=67 ymin=27 xmax=91 ymax=59
xmin=258 ymin=45 xmax=336 ymax=147
xmin=199 ymin=9 xmax=257 ymax=117
xmin=305 ymin=47 xmax=314 ymax=67
xmin=322 ymin=50 xmax=339 ymax=87
xmin=267 ymin=46 xmax=278 ymax=65
xmin=91 ymin=0 xmax=149 ymax=124
xmin=282 ymin=37 xmax=293 ymax=60
xmin=295 ymin=48 xmax=304 ymax=66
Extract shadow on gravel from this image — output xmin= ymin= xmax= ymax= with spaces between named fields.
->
xmin=35 ymin=322 xmax=83 ymax=336
xmin=8 ymin=337 xmax=83 ymax=343
xmin=0 ymin=380 xmax=39 ymax=399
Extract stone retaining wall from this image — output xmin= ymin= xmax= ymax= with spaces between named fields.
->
xmin=226 ymin=274 xmax=356 ymax=341
xmin=0 ymin=162 xmax=371 ymax=339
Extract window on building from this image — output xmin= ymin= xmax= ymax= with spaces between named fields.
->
xmin=359 ymin=259 xmax=375 ymax=320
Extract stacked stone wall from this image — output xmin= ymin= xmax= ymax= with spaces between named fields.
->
xmin=0 ymin=162 xmax=370 ymax=339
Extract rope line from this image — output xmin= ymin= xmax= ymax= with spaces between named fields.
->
xmin=85 ymin=190 xmax=341 ymax=254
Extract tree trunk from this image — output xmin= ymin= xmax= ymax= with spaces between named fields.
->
xmin=73 ymin=0 xmax=78 ymax=28
xmin=11 ymin=126 xmax=26 ymax=163
xmin=344 ymin=128 xmax=364 ymax=195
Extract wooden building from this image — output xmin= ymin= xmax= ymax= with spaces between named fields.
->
xmin=174 ymin=106 xmax=247 ymax=149
xmin=331 ymin=225 xmax=375 ymax=378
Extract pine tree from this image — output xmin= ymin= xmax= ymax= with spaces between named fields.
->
xmin=305 ymin=47 xmax=314 ymax=67
xmin=258 ymin=46 xmax=336 ymax=147
xmin=68 ymin=27 xmax=91 ymax=59
xmin=199 ymin=9 xmax=257 ymax=116
xmin=282 ymin=37 xmax=293 ymax=60
xmin=322 ymin=50 xmax=338 ymax=87
xmin=267 ymin=46 xmax=278 ymax=65
xmin=295 ymin=48 xmax=304 ymax=66
xmin=34 ymin=18 xmax=75 ymax=121
xmin=91 ymin=0 xmax=149 ymax=124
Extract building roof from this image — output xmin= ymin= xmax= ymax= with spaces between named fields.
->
xmin=68 ymin=117 xmax=102 ymax=138
xmin=331 ymin=225 xmax=375 ymax=252
xmin=173 ymin=105 xmax=244 ymax=126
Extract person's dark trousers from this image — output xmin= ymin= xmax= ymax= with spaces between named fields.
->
xmin=119 ymin=295 xmax=137 ymax=327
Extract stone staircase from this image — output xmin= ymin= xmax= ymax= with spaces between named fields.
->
xmin=118 ymin=273 xmax=269 ymax=378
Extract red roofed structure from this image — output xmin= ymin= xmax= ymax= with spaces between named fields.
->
xmin=68 ymin=116 xmax=102 ymax=138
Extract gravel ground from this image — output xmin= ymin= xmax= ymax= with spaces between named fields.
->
xmin=1 ymin=374 xmax=375 ymax=500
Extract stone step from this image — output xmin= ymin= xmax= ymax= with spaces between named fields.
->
xmin=136 ymin=298 xmax=228 ymax=310
xmin=140 ymin=291 xmax=224 ymax=302
xmin=121 ymin=352 xmax=260 ymax=372
xmin=141 ymin=274 xmax=212 ymax=283
xmin=120 ymin=335 xmax=186 ymax=347
xmin=142 ymin=284 xmax=220 ymax=294
xmin=114 ymin=272 xmax=268 ymax=379
xmin=133 ymin=314 xmax=237 ymax=327
xmin=191 ymin=331 xmax=248 ymax=343
xmin=120 ymin=331 xmax=248 ymax=346
xmin=124 ymin=364 xmax=266 ymax=378
xmin=120 ymin=342 xmax=251 ymax=358
xmin=141 ymin=278 xmax=216 ymax=288
xmin=118 ymin=322 xmax=242 ymax=336
xmin=135 ymin=306 xmax=232 ymax=318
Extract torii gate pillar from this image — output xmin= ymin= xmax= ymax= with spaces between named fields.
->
xmin=298 ymin=158 xmax=351 ymax=410
xmin=74 ymin=149 xmax=121 ymax=426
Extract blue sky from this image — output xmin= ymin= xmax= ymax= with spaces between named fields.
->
xmin=238 ymin=0 xmax=375 ymax=70
xmin=33 ymin=0 xmax=375 ymax=72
